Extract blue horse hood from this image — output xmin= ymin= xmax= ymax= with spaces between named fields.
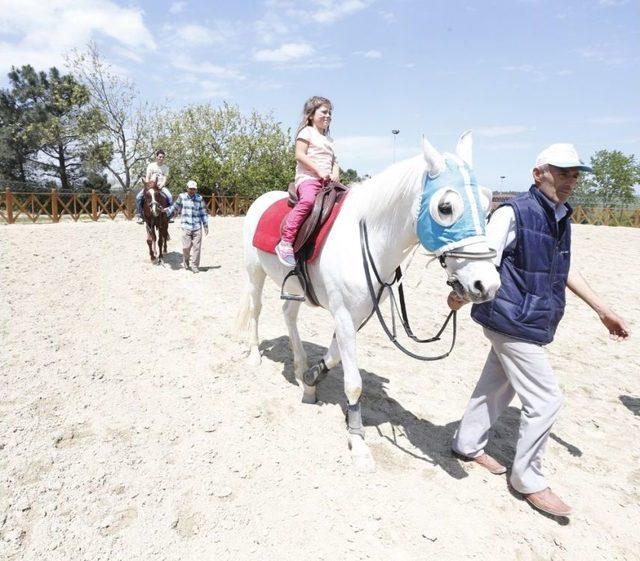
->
xmin=416 ymin=156 xmax=488 ymax=255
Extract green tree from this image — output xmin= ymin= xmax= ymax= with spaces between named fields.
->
xmin=339 ymin=167 xmax=367 ymax=185
xmin=82 ymin=171 xmax=112 ymax=193
xmin=0 ymin=68 xmax=46 ymax=182
xmin=572 ymin=149 xmax=640 ymax=207
xmin=67 ymin=43 xmax=155 ymax=193
xmin=149 ymin=102 xmax=295 ymax=198
xmin=2 ymin=65 xmax=101 ymax=191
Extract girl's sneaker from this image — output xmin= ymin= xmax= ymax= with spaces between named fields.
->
xmin=275 ymin=241 xmax=296 ymax=267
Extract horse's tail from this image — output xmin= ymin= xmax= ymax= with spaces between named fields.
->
xmin=234 ymin=291 xmax=252 ymax=336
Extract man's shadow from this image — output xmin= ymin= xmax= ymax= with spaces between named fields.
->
xmin=260 ymin=336 xmax=582 ymax=486
xmin=156 ymin=252 xmax=221 ymax=272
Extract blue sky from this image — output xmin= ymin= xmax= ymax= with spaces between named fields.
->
xmin=1 ymin=0 xmax=638 ymax=190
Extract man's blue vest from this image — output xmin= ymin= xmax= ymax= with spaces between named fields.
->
xmin=471 ymin=186 xmax=572 ymax=345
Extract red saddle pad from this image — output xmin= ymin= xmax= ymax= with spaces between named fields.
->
xmin=252 ymin=193 xmax=348 ymax=264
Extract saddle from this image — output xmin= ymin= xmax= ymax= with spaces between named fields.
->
xmin=284 ymin=180 xmax=349 ymax=255
xmin=280 ymin=180 xmax=349 ymax=305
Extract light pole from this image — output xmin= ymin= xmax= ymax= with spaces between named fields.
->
xmin=392 ymin=129 xmax=400 ymax=163
xmin=499 ymin=175 xmax=506 ymax=191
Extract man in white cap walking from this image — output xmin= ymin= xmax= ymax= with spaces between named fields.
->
xmin=448 ymin=143 xmax=630 ymax=517
xmin=165 ymin=180 xmax=209 ymax=272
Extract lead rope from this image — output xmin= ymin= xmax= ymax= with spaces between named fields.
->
xmin=358 ymin=219 xmax=457 ymax=361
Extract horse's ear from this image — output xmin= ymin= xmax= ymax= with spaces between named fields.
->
xmin=456 ymin=130 xmax=473 ymax=167
xmin=422 ymin=136 xmax=445 ymax=177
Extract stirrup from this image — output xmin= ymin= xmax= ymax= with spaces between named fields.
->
xmin=280 ymin=268 xmax=306 ymax=301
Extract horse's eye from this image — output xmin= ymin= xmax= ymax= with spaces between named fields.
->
xmin=438 ymin=201 xmax=452 ymax=215
xmin=429 ymin=188 xmax=464 ymax=227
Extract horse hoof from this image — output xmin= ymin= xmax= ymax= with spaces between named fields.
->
xmin=247 ymin=348 xmax=261 ymax=366
xmin=348 ymin=434 xmax=376 ymax=473
xmin=301 ymin=386 xmax=317 ymax=404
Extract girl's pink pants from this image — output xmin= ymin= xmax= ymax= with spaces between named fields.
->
xmin=281 ymin=178 xmax=324 ymax=244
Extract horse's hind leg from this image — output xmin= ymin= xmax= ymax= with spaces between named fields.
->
xmin=282 ymin=300 xmax=314 ymax=403
xmin=237 ymin=262 xmax=266 ymax=366
xmin=302 ymin=333 xmax=340 ymax=388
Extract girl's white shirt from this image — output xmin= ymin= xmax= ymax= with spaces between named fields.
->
xmin=295 ymin=126 xmax=336 ymax=187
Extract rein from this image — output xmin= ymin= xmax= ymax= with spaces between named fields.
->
xmin=358 ymin=219 xmax=457 ymax=361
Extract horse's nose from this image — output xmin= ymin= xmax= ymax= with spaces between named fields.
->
xmin=474 ymin=280 xmax=484 ymax=294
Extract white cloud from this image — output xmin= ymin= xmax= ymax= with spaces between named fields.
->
xmin=475 ymin=126 xmax=534 ymax=137
xmin=112 ymin=46 xmax=144 ymax=64
xmin=194 ymin=79 xmax=229 ymax=99
xmin=379 ymin=10 xmax=396 ymax=23
xmin=261 ymin=0 xmax=371 ymax=26
xmin=355 ymin=50 xmax=382 ymax=59
xmin=171 ymin=22 xmax=240 ymax=47
xmin=312 ymin=0 xmax=369 ymax=24
xmin=170 ymin=54 xmax=244 ymax=79
xmin=287 ymin=56 xmax=343 ymax=70
xmin=254 ymin=42 xmax=314 ymax=62
xmin=254 ymin=13 xmax=290 ymax=44
xmin=502 ymin=64 xmax=547 ymax=82
xmin=599 ymin=0 xmax=629 ymax=6
xmin=0 ymin=0 xmax=156 ymax=75
xmin=176 ymin=24 xmax=216 ymax=46
xmin=169 ymin=77 xmax=230 ymax=102
xmin=576 ymin=46 xmax=629 ymax=65
xmin=169 ymin=1 xmax=186 ymax=14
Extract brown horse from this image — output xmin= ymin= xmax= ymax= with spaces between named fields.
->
xmin=142 ymin=179 xmax=170 ymax=263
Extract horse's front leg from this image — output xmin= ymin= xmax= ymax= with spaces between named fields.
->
xmin=282 ymin=300 xmax=313 ymax=402
xmin=147 ymin=235 xmax=155 ymax=261
xmin=333 ymin=306 xmax=375 ymax=472
xmin=158 ymin=229 xmax=164 ymax=261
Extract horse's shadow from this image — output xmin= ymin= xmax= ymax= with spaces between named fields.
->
xmin=260 ymin=336 xmax=582 ymax=483
xmin=158 ymin=251 xmax=183 ymax=270
xmin=261 ymin=336 xmax=467 ymax=478
xmin=620 ymin=395 xmax=640 ymax=416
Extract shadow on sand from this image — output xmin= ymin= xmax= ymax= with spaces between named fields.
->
xmin=620 ymin=395 xmax=640 ymax=416
xmin=260 ymin=334 xmax=582 ymax=494
xmin=150 ymin=251 xmax=222 ymax=272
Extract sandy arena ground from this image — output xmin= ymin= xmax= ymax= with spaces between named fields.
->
xmin=1 ymin=218 xmax=639 ymax=561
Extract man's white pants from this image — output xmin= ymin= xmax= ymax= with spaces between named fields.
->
xmin=452 ymin=327 xmax=563 ymax=494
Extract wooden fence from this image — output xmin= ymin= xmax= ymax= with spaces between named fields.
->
xmin=0 ymin=189 xmax=253 ymax=224
xmin=1 ymin=188 xmax=639 ymax=227
xmin=491 ymin=195 xmax=640 ymax=228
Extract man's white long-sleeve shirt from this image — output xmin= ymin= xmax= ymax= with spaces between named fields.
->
xmin=487 ymin=192 xmax=568 ymax=266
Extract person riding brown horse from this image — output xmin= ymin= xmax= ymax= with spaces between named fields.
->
xmin=142 ymin=177 xmax=170 ymax=263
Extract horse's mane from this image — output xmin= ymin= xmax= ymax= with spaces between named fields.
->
xmin=345 ymin=154 xmax=427 ymax=224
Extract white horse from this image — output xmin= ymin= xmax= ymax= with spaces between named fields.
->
xmin=237 ymin=132 xmax=501 ymax=471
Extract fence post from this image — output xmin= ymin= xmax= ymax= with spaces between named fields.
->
xmin=6 ymin=188 xmax=14 ymax=224
xmin=125 ymin=191 xmax=134 ymax=219
xmin=91 ymin=190 xmax=98 ymax=221
xmin=233 ymin=194 xmax=239 ymax=215
xmin=211 ymin=195 xmax=217 ymax=216
xmin=51 ymin=188 xmax=59 ymax=223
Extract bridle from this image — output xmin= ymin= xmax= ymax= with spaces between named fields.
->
xmin=435 ymin=243 xmax=497 ymax=297
xmin=359 ymin=219 xmax=495 ymax=361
